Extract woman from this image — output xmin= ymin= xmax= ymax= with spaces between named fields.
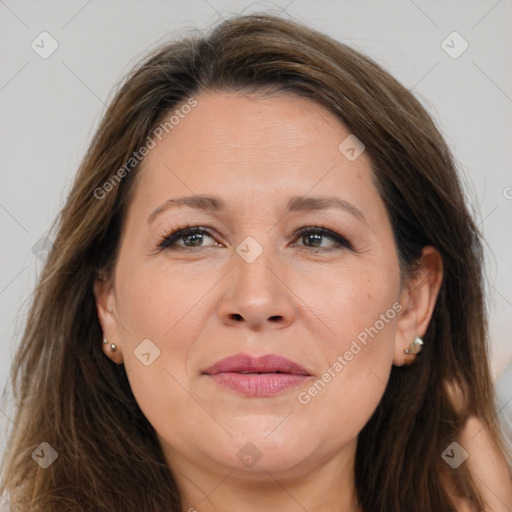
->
xmin=1 ymin=13 xmax=511 ymax=512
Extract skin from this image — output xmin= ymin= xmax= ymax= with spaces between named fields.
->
xmin=95 ymin=91 xmax=445 ymax=511
xmin=443 ymin=382 xmax=512 ymax=511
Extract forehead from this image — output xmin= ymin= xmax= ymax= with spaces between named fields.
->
xmin=149 ymin=91 xmax=358 ymax=164
xmin=129 ymin=90 xmax=383 ymax=222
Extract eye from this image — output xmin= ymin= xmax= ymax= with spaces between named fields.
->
xmin=292 ymin=225 xmax=352 ymax=251
xmin=156 ymin=224 xmax=352 ymax=252
xmin=157 ymin=224 xmax=219 ymax=250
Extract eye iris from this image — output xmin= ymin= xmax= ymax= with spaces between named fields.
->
xmin=184 ymin=233 xmax=203 ymax=246
xmin=305 ymin=233 xmax=322 ymax=247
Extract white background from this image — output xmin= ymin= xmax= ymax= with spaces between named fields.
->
xmin=1 ymin=0 xmax=511 ymax=462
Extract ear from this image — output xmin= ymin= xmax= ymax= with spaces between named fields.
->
xmin=393 ymin=246 xmax=443 ymax=366
xmin=93 ymin=270 xmax=123 ymax=364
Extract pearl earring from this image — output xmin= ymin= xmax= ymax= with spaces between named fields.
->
xmin=103 ymin=339 xmax=117 ymax=352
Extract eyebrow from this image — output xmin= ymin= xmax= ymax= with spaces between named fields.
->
xmin=147 ymin=194 xmax=366 ymax=224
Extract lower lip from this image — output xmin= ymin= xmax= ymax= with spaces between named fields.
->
xmin=206 ymin=372 xmax=311 ymax=396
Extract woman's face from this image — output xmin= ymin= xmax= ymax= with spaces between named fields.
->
xmin=96 ymin=91 xmax=411 ymax=482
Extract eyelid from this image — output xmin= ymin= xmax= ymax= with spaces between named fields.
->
xmin=156 ymin=224 xmax=218 ymax=250
xmin=155 ymin=224 xmax=353 ymax=252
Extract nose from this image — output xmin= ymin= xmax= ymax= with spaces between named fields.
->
xmin=216 ymin=243 xmax=296 ymax=331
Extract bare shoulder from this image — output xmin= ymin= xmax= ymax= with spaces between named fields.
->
xmin=462 ymin=415 xmax=512 ymax=511
xmin=442 ymin=415 xmax=512 ymax=512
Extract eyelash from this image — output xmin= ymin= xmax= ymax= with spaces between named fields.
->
xmin=156 ymin=224 xmax=353 ymax=252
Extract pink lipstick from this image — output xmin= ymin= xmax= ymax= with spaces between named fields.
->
xmin=202 ymin=353 xmax=312 ymax=397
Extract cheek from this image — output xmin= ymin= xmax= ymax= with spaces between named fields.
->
xmin=292 ymin=264 xmax=399 ymax=434
xmin=113 ymin=264 xmax=210 ymax=417
xmin=297 ymin=326 xmax=395 ymax=449
xmin=116 ymin=260 xmax=216 ymax=344
xmin=294 ymin=259 xmax=399 ymax=350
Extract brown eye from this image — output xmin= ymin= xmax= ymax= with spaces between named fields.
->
xmin=158 ymin=226 xmax=218 ymax=250
xmin=293 ymin=226 xmax=352 ymax=251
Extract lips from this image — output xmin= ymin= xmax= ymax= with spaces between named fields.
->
xmin=202 ymin=353 xmax=312 ymax=397
xmin=203 ymin=353 xmax=311 ymax=376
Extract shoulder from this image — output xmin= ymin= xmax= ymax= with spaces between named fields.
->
xmin=461 ymin=415 xmax=512 ymax=510
xmin=442 ymin=415 xmax=512 ymax=512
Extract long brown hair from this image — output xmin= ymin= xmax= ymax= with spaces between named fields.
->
xmin=1 ymin=12 xmax=509 ymax=511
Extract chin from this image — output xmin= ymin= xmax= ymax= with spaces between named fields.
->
xmin=205 ymin=431 xmax=314 ymax=476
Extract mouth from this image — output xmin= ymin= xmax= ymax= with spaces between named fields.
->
xmin=202 ymin=353 xmax=312 ymax=397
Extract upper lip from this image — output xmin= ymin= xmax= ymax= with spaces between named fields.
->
xmin=203 ymin=353 xmax=311 ymax=376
